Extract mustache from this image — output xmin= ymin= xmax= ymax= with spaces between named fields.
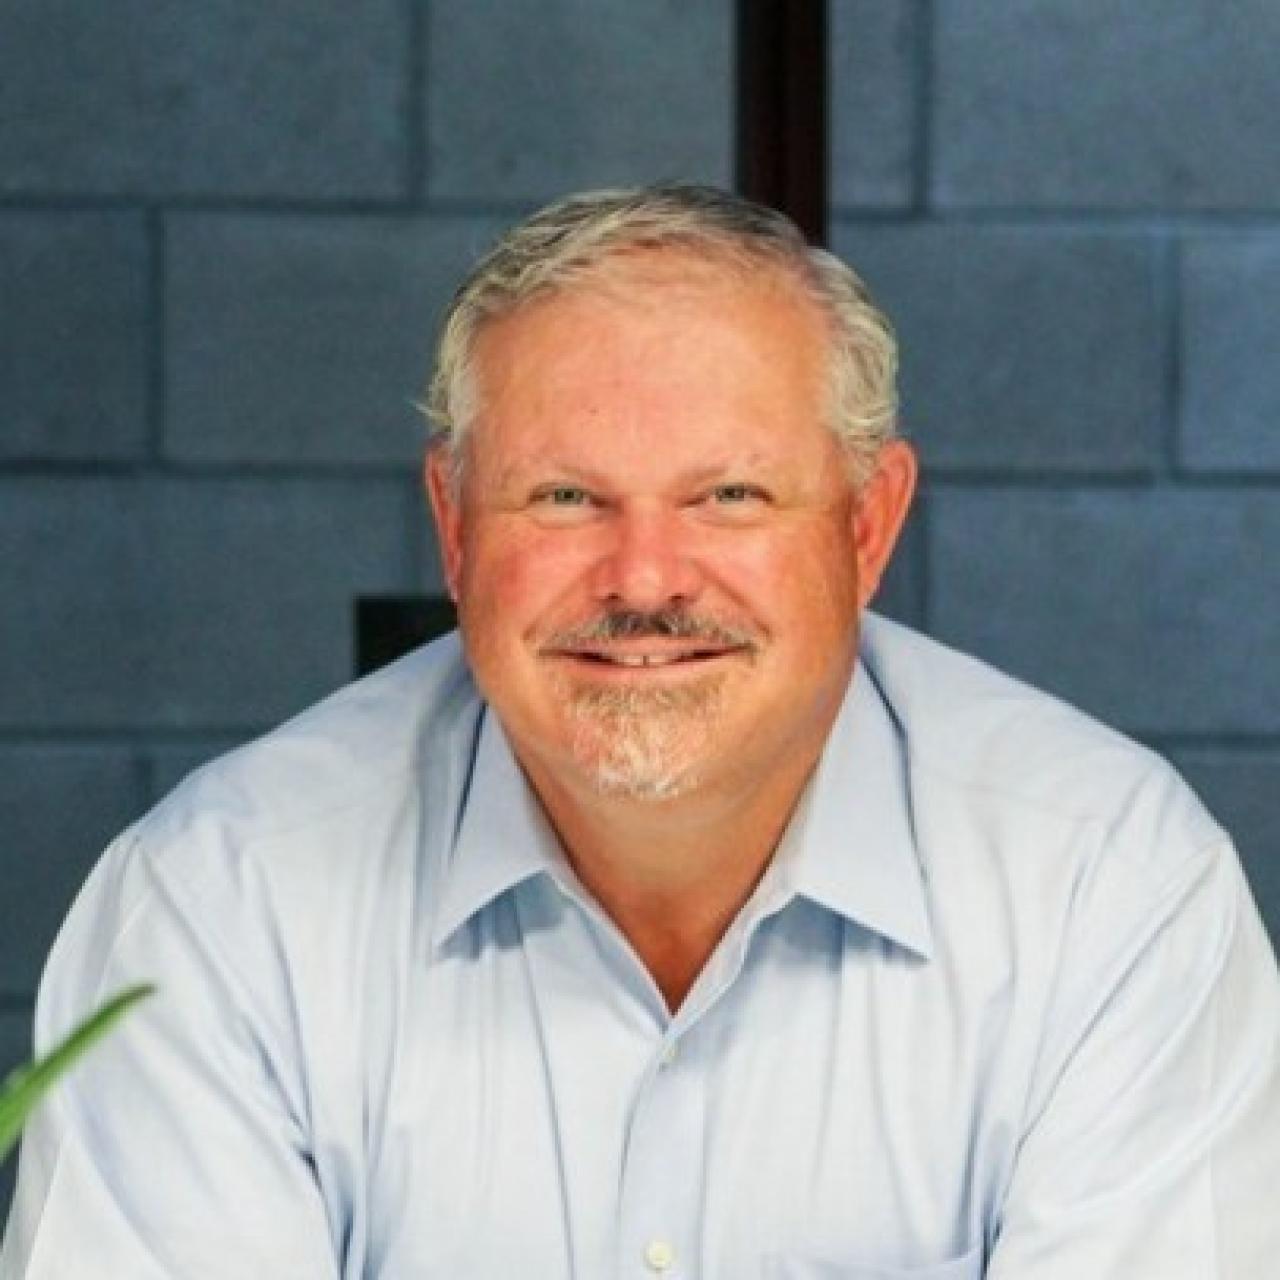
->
xmin=543 ymin=608 xmax=761 ymax=650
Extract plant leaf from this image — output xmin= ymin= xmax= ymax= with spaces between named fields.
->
xmin=0 ymin=983 xmax=156 ymax=1162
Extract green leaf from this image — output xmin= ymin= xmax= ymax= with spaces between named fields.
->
xmin=0 ymin=983 xmax=156 ymax=1162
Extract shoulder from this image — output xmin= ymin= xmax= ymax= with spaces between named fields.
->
xmin=39 ymin=632 xmax=484 ymax=1057
xmin=52 ymin=634 xmax=483 ymax=985
xmin=143 ymin=631 xmax=481 ymax=872
xmin=857 ymin=617 xmax=1257 ymax=1069
xmin=859 ymin=614 xmax=1226 ymax=880
xmin=158 ymin=630 xmax=476 ymax=830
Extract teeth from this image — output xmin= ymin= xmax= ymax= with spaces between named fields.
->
xmin=565 ymin=648 xmax=731 ymax=666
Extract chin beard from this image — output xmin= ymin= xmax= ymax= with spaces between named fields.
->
xmin=566 ymin=676 xmax=726 ymax=801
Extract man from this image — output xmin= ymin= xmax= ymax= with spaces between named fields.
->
xmin=3 ymin=185 xmax=1277 ymax=1277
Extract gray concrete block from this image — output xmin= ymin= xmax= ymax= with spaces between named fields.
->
xmin=0 ymin=0 xmax=407 ymax=199
xmin=1168 ymin=750 xmax=1280 ymax=945
xmin=933 ymin=1 xmax=1280 ymax=210
xmin=0 ymin=745 xmax=144 ymax=997
xmin=831 ymin=223 xmax=1165 ymax=473
xmin=928 ymin=488 xmax=1280 ymax=735
xmin=425 ymin=0 xmax=733 ymax=203
xmin=0 ymin=214 xmax=149 ymax=462
xmin=830 ymin=0 xmax=919 ymax=210
xmin=0 ymin=1010 xmax=30 ymax=1212
xmin=0 ymin=477 xmax=425 ymax=731
xmin=0 ymin=1010 xmax=30 ymax=1076
xmin=1180 ymin=236 xmax=1280 ymax=472
xmin=164 ymin=214 xmax=508 ymax=466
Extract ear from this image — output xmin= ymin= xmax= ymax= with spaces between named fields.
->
xmin=851 ymin=440 xmax=918 ymax=611
xmin=425 ymin=444 xmax=464 ymax=602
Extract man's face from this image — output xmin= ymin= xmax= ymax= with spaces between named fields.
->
xmin=428 ymin=253 xmax=915 ymax=807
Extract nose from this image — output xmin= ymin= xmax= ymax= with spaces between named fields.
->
xmin=590 ymin=506 xmax=704 ymax=611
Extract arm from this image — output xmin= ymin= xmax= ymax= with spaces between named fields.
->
xmin=987 ymin=842 xmax=1280 ymax=1278
xmin=0 ymin=828 xmax=342 ymax=1279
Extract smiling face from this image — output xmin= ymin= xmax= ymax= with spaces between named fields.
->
xmin=428 ymin=252 xmax=915 ymax=809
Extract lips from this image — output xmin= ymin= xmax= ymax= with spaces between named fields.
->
xmin=539 ymin=610 xmax=760 ymax=670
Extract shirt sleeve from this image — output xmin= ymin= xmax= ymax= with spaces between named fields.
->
xmin=986 ymin=839 xmax=1280 ymax=1279
xmin=0 ymin=827 xmax=343 ymax=1279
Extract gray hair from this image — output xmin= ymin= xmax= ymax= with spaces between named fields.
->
xmin=423 ymin=184 xmax=899 ymax=483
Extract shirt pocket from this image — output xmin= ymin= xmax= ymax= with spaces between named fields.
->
xmin=766 ymin=1242 xmax=984 ymax=1280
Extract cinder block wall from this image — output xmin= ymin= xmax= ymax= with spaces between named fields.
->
xmin=1 ymin=0 xmax=1276 ymax=1193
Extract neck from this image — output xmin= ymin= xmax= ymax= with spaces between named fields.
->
xmin=521 ymin=747 xmax=821 ymax=1011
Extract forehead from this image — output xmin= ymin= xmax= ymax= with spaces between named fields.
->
xmin=467 ymin=251 xmax=831 ymax=443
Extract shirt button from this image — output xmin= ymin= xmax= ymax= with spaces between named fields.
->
xmin=644 ymin=1238 xmax=676 ymax=1271
xmin=660 ymin=1041 xmax=679 ymax=1068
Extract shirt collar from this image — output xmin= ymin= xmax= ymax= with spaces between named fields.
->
xmin=771 ymin=660 xmax=933 ymax=959
xmin=431 ymin=707 xmax=570 ymax=951
xmin=432 ymin=658 xmax=933 ymax=961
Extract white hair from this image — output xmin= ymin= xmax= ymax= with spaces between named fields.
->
xmin=422 ymin=183 xmax=899 ymax=484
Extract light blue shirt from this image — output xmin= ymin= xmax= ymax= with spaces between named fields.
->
xmin=4 ymin=616 xmax=1278 ymax=1278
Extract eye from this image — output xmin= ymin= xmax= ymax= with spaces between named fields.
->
xmin=709 ymin=483 xmax=764 ymax=505
xmin=536 ymin=485 xmax=591 ymax=507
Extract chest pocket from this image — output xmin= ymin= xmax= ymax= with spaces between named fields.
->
xmin=767 ymin=1242 xmax=984 ymax=1280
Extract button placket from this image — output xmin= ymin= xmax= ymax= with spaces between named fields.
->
xmin=618 ymin=1032 xmax=703 ymax=1277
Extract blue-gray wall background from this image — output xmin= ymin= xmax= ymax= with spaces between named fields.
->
xmin=2 ymin=0 xmax=1278 ymax=1198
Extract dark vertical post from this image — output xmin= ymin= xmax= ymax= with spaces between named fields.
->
xmin=735 ymin=0 xmax=829 ymax=246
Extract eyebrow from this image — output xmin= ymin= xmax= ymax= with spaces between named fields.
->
xmin=491 ymin=460 xmax=599 ymax=491
xmin=492 ymin=454 xmax=778 ymax=492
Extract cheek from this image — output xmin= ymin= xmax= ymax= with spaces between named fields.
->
xmin=461 ymin=529 xmax=598 ymax=628
xmin=714 ymin=529 xmax=858 ymax=628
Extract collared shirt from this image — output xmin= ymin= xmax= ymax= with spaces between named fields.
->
xmin=3 ymin=615 xmax=1278 ymax=1279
